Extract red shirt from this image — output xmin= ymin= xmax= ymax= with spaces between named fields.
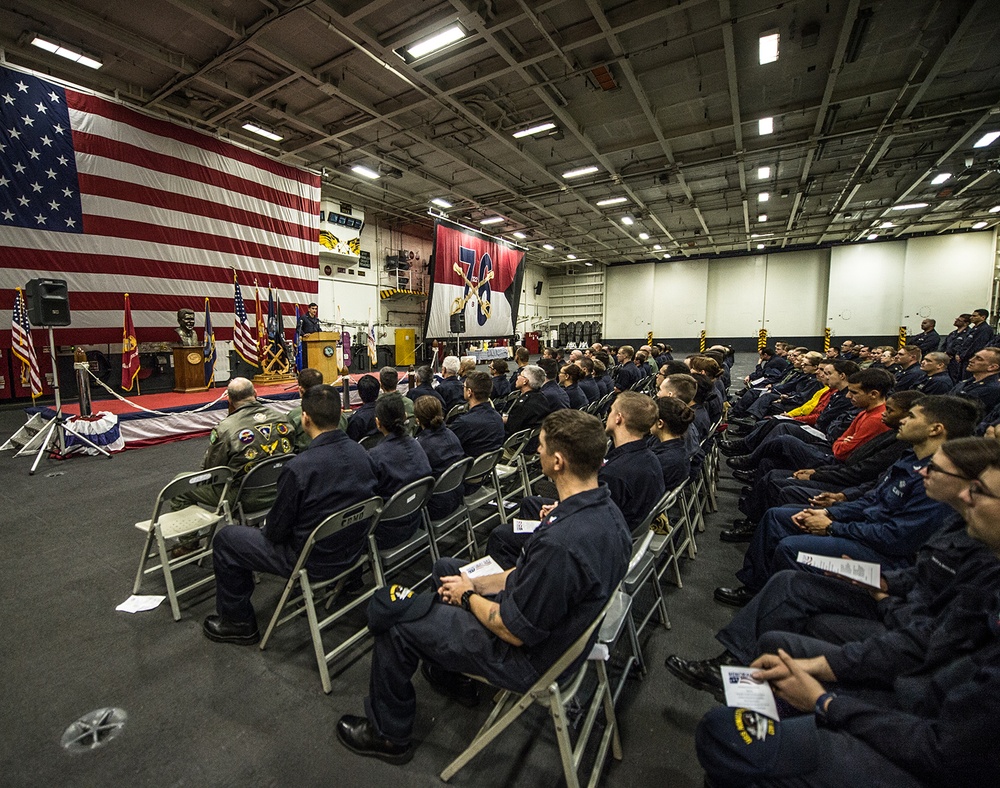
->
xmin=831 ymin=404 xmax=888 ymax=460
xmin=795 ymin=388 xmax=834 ymax=426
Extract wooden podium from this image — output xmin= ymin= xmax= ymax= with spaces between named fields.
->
xmin=173 ymin=346 xmax=207 ymax=393
xmin=302 ymin=332 xmax=343 ymax=382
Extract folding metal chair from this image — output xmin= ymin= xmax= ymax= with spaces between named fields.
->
xmin=373 ymin=476 xmax=437 ymax=586
xmin=445 ymin=403 xmax=468 ymax=424
xmin=359 ymin=433 xmax=383 ymax=450
xmin=258 ymin=496 xmax=384 ymax=693
xmin=440 ymin=588 xmax=624 ymax=787
xmin=650 ymin=482 xmax=695 ymax=588
xmin=463 ymin=449 xmax=509 ymax=545
xmin=495 ymin=427 xmax=535 ymax=502
xmin=422 ymin=457 xmax=476 ymax=561
xmin=227 ymin=454 xmax=292 ymax=527
xmin=132 ymin=466 xmax=233 ymax=621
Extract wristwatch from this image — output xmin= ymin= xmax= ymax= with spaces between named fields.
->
xmin=815 ymin=691 xmax=837 ymax=723
xmin=460 ymin=589 xmax=477 ymax=611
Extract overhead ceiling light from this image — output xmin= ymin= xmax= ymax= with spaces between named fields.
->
xmin=757 ymin=166 xmax=771 ymax=179
xmin=759 ymin=192 xmax=770 ymax=202
xmin=30 ymin=35 xmax=102 ymax=69
xmin=756 ymin=244 xmax=765 ymax=250
xmin=759 ymin=32 xmax=780 ymax=64
xmin=638 ymin=232 xmax=650 ymax=240
xmin=430 ymin=197 xmax=453 ymax=208
xmin=567 ymin=254 xmax=577 ymax=260
xmin=931 ymin=172 xmax=951 ymax=185
xmin=750 ymin=233 xmax=773 ymax=238
xmin=562 ymin=165 xmax=600 ymax=179
xmin=974 ymin=131 xmax=1000 ymax=148
xmin=891 ymin=203 xmax=929 ymax=211
xmin=867 ymin=233 xmax=878 ymax=240
xmin=242 ymin=122 xmax=283 ymax=142
xmin=542 ymin=243 xmax=555 ymax=251
xmin=620 ymin=215 xmax=634 ymax=226
xmin=989 ymin=205 xmax=1000 ymax=213
xmin=584 ymin=261 xmax=594 ymax=267
xmin=758 ymin=117 xmax=774 ymax=135
xmin=758 ymin=214 xmax=768 ymax=222
xmin=512 ymin=231 xmax=527 ymax=239
xmin=479 ymin=216 xmax=505 ymax=225
xmin=512 ymin=121 xmax=556 ymax=139
xmin=350 ymin=164 xmax=380 ymax=179
xmin=973 ymin=221 xmax=988 ymax=229
xmin=879 ymin=221 xmax=895 ymax=228
xmin=401 ymin=23 xmax=467 ymax=61
xmin=596 ymin=197 xmax=628 ymax=207
xmin=662 ymin=253 xmax=672 ymax=259
xmin=653 ymin=244 xmax=662 ymax=250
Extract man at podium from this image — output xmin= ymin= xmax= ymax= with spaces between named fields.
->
xmin=299 ymin=302 xmax=322 ymax=335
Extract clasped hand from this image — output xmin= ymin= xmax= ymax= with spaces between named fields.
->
xmin=791 ymin=508 xmax=832 ymax=534
xmin=438 ymin=573 xmax=474 ymax=606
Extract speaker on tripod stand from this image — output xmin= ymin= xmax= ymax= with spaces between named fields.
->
xmin=26 ymin=278 xmax=71 ymax=327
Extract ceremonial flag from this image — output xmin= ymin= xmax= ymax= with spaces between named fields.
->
xmin=11 ymin=287 xmax=43 ymax=399
xmin=0 ymin=64 xmax=319 ymax=346
xmin=265 ymin=286 xmax=288 ymax=365
xmin=293 ymin=304 xmax=304 ymax=371
xmin=203 ymin=297 xmax=216 ymax=386
xmin=255 ymin=282 xmax=266 ymax=365
xmin=121 ymin=292 xmax=140 ymax=391
xmin=368 ymin=319 xmax=377 ymax=366
xmin=232 ymin=272 xmax=257 ymax=365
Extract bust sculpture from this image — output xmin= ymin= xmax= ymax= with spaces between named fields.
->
xmin=175 ymin=308 xmax=198 ymax=346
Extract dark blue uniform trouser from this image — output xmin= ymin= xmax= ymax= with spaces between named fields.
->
xmin=734 ymin=506 xmax=903 ymax=593
xmin=740 ymin=471 xmax=845 ymax=522
xmin=696 ymin=704 xmax=920 ymax=787
xmin=364 ymin=557 xmax=538 ymax=745
xmin=486 ymin=496 xmax=551 ymax=569
xmin=715 ymin=570 xmax=884 ymax=664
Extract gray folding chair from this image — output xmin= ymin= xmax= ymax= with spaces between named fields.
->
xmin=422 ymin=457 xmax=476 ymax=561
xmin=227 ymin=454 xmax=292 ymax=527
xmin=440 ymin=587 xmax=624 ymax=787
xmin=495 ymin=427 xmax=535 ymax=502
xmin=258 ymin=496 xmax=383 ymax=694
xmin=374 ymin=476 xmax=437 ymax=586
xmin=650 ymin=482 xmax=695 ymax=587
xmin=132 ymin=466 xmax=233 ymax=621
xmin=359 ymin=433 xmax=383 ymax=450
xmin=445 ymin=403 xmax=468 ymax=424
xmin=463 ymin=448 xmax=509 ymax=542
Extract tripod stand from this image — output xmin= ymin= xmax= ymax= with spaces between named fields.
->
xmin=27 ymin=326 xmax=112 ymax=475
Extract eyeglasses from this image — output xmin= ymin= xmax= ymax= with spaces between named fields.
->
xmin=968 ymin=480 xmax=1000 ymax=501
xmin=923 ymin=461 xmax=969 ymax=481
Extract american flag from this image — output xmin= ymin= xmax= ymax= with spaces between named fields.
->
xmin=232 ymin=274 xmax=257 ymax=365
xmin=0 ymin=64 xmax=319 ymax=347
xmin=203 ymin=297 xmax=216 ymax=386
xmin=11 ymin=287 xmax=43 ymax=398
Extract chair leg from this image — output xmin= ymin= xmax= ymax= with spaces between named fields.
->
xmin=547 ymin=687 xmax=581 ymax=788
xmin=440 ymin=690 xmax=536 ymax=781
xmin=132 ymin=529 xmax=156 ymax=594
xmin=155 ymin=531 xmax=183 ymax=622
xmin=299 ymin=570 xmax=333 ymax=694
xmin=259 ymin=574 xmax=298 ymax=650
xmin=595 ymin=659 xmax=623 ymax=762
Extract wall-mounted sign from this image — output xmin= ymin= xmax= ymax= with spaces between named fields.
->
xmin=359 ymin=250 xmax=371 ymax=269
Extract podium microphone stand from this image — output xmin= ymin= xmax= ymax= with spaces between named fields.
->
xmin=27 ymin=326 xmax=112 ymax=475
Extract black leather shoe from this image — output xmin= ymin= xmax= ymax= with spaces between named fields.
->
xmin=719 ymin=439 xmax=748 ymax=457
xmin=336 ymin=715 xmax=413 ymax=765
xmin=713 ymin=586 xmax=756 ymax=607
xmin=720 ymin=519 xmax=756 ymax=543
xmin=731 ymin=469 xmax=755 ymax=483
xmin=663 ymin=651 xmax=738 ymax=702
xmin=726 ymin=454 xmax=755 ymax=471
xmin=422 ymin=662 xmax=480 ymax=707
xmin=202 ymin=615 xmax=260 ymax=645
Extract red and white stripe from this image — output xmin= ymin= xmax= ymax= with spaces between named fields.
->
xmin=1 ymin=74 xmax=319 ymax=347
xmin=11 ymin=288 xmax=43 ymax=397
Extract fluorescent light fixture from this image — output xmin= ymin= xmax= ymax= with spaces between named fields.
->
xmin=989 ymin=206 xmax=1000 ymax=213
xmin=567 ymin=254 xmax=577 ymax=260
xmin=542 ymin=243 xmax=555 ymax=251
xmin=879 ymin=221 xmax=894 ymax=228
xmin=479 ymin=216 xmax=504 ymax=225
xmin=562 ymin=165 xmax=599 ymax=179
xmin=620 ymin=215 xmax=634 ymax=226
xmin=662 ymin=253 xmax=672 ymax=259
xmin=350 ymin=164 xmax=380 ymax=179
xmin=973 ymin=221 xmax=988 ymax=229
xmin=242 ymin=122 xmax=283 ymax=142
xmin=596 ymin=197 xmax=628 ymax=207
xmin=757 ymin=166 xmax=771 ymax=179
xmin=512 ymin=121 xmax=556 ymax=139
xmin=891 ymin=203 xmax=929 ymax=211
xmin=430 ymin=197 xmax=453 ymax=208
xmin=653 ymin=244 xmax=662 ymax=250
xmin=974 ymin=131 xmax=1000 ymax=148
xmin=584 ymin=261 xmax=593 ymax=267
xmin=750 ymin=233 xmax=773 ymax=239
xmin=759 ymin=192 xmax=770 ymax=202
xmin=756 ymin=244 xmax=765 ymax=250
xmin=512 ymin=231 xmax=527 ymax=239
xmin=758 ymin=117 xmax=774 ymax=135
xmin=867 ymin=233 xmax=878 ymax=240
xmin=758 ymin=214 xmax=768 ymax=222
xmin=931 ymin=172 xmax=951 ymax=185
xmin=405 ymin=23 xmax=466 ymax=60
xmin=31 ymin=35 xmax=102 ymax=69
xmin=638 ymin=232 xmax=650 ymax=240
xmin=759 ymin=32 xmax=780 ymax=65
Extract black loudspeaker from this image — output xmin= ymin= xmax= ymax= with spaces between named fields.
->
xmin=449 ymin=312 xmax=466 ymax=334
xmin=26 ymin=278 xmax=71 ymax=326
xmin=534 ymin=281 xmax=543 ymax=295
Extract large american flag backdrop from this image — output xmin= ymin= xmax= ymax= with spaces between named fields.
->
xmin=425 ymin=219 xmax=525 ymax=339
xmin=0 ymin=65 xmax=320 ymax=350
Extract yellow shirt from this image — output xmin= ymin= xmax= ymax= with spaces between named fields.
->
xmin=787 ymin=386 xmax=829 ymax=417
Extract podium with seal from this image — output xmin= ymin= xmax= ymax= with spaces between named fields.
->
xmin=173 ymin=346 xmax=207 ymax=393
xmin=302 ymin=332 xmax=343 ymax=382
